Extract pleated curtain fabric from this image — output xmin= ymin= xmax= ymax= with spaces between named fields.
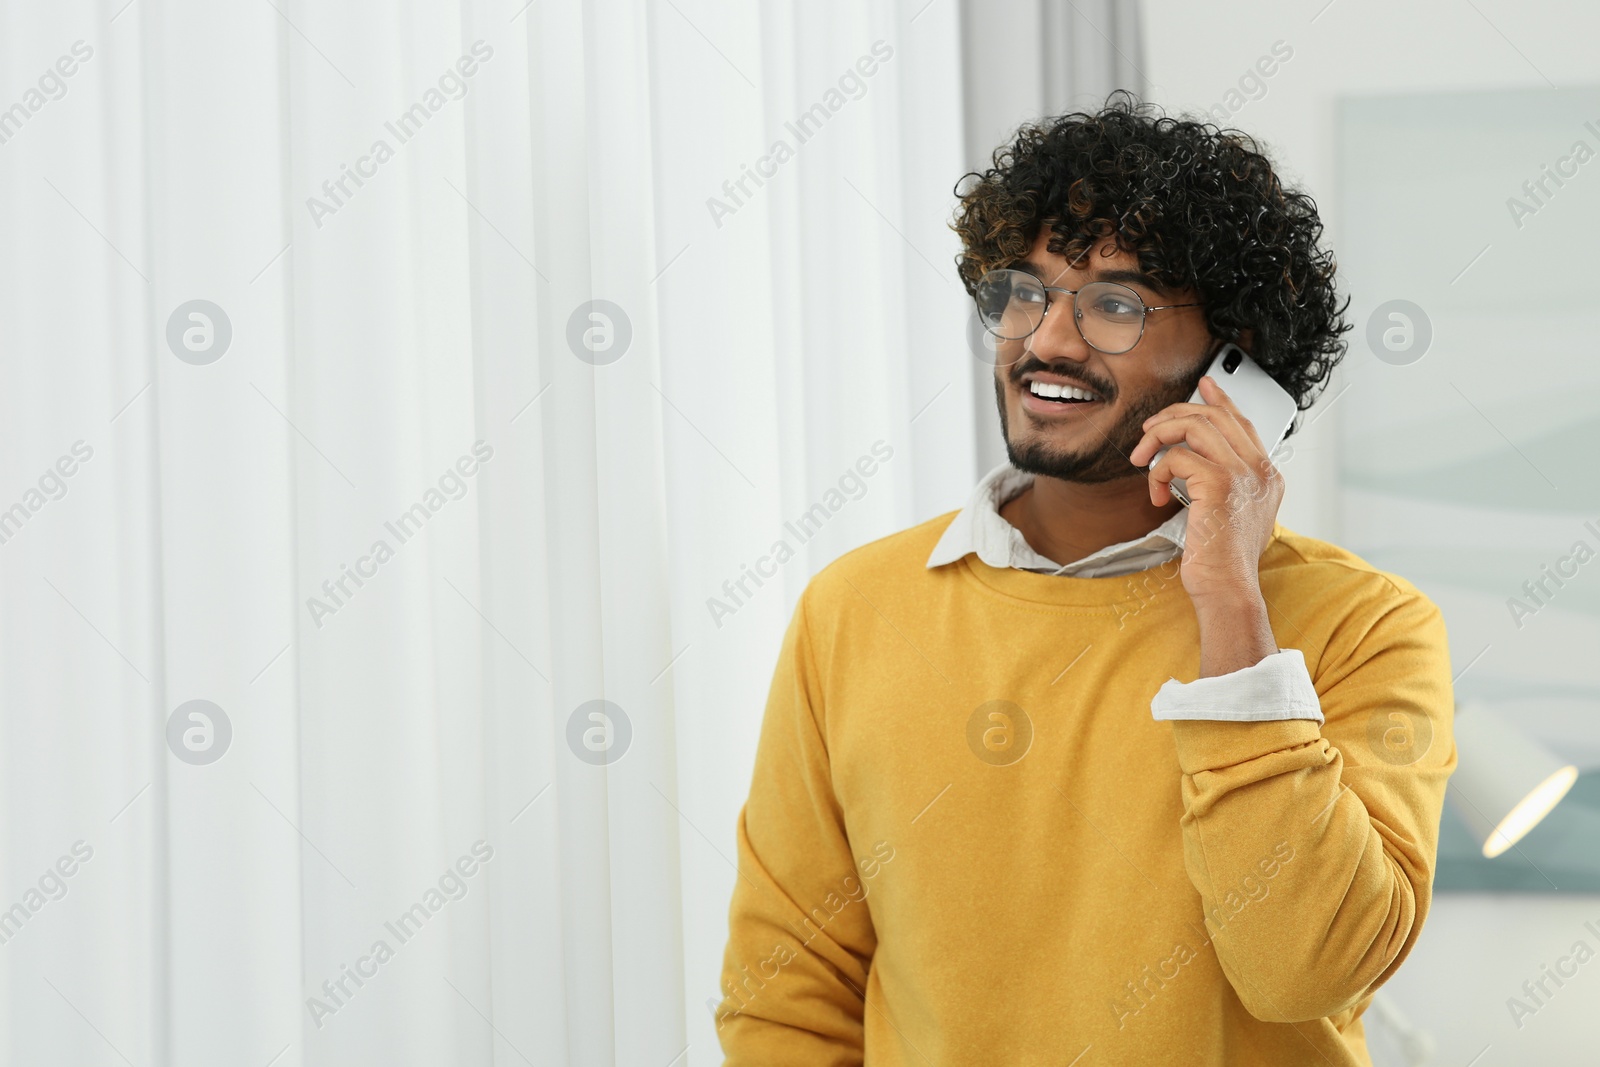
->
xmin=0 ymin=0 xmax=973 ymax=1064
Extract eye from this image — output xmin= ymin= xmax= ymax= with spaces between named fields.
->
xmin=1088 ymin=291 xmax=1141 ymax=319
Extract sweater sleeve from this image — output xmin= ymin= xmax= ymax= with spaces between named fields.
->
xmin=1166 ymin=590 xmax=1456 ymax=1024
xmin=715 ymin=589 xmax=877 ymax=1066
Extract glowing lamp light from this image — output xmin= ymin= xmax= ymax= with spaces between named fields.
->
xmin=1446 ymin=701 xmax=1579 ymax=859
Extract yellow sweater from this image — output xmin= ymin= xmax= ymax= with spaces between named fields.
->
xmin=716 ymin=513 xmax=1455 ymax=1067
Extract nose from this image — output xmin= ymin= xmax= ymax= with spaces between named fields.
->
xmin=1025 ymin=292 xmax=1094 ymax=365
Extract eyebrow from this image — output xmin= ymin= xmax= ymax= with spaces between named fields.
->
xmin=1012 ymin=259 xmax=1171 ymax=295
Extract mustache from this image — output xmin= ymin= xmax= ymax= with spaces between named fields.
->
xmin=1010 ymin=357 xmax=1114 ymax=400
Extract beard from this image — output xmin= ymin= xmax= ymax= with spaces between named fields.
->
xmin=996 ymin=353 xmax=1212 ymax=484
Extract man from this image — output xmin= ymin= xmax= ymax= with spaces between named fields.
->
xmin=715 ymin=93 xmax=1454 ymax=1066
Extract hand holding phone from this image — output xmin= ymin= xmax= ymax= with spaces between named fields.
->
xmin=1149 ymin=342 xmax=1297 ymax=506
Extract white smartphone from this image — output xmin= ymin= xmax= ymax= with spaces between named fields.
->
xmin=1149 ymin=342 xmax=1298 ymax=507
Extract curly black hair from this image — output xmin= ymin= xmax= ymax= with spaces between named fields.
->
xmin=950 ymin=90 xmax=1350 ymax=422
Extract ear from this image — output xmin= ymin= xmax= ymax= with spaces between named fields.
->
xmin=1237 ymin=327 xmax=1257 ymax=355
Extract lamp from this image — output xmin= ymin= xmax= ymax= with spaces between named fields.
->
xmin=1446 ymin=700 xmax=1579 ymax=859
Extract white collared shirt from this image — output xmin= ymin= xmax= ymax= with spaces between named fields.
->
xmin=927 ymin=462 xmax=1322 ymax=723
xmin=926 ymin=462 xmax=1192 ymax=578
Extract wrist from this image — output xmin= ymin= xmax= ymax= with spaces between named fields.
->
xmin=1194 ymin=587 xmax=1277 ymax=678
xmin=1191 ymin=582 xmax=1267 ymax=622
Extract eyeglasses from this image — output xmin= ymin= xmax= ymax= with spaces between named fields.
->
xmin=973 ymin=268 xmax=1202 ymax=354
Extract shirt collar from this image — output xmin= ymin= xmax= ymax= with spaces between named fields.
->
xmin=926 ymin=462 xmax=1188 ymax=575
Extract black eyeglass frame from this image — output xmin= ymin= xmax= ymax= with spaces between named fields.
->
xmin=974 ymin=268 xmax=1204 ymax=355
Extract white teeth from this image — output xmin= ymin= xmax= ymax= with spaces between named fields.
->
xmin=1028 ymin=380 xmax=1096 ymax=401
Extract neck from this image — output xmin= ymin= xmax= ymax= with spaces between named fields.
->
xmin=998 ymin=472 xmax=1183 ymax=567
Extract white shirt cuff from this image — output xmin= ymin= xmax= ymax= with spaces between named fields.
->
xmin=1149 ymin=647 xmax=1323 ymax=724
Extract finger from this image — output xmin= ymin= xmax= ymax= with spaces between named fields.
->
xmin=1129 ymin=413 xmax=1242 ymax=469
xmin=1196 ymin=377 xmax=1271 ymax=457
xmin=1144 ymin=382 xmax=1269 ymax=463
xmin=1142 ymin=405 xmax=1266 ymax=470
xmin=1146 ymin=441 xmax=1222 ymax=506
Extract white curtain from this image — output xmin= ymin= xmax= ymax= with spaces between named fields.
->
xmin=0 ymin=1 xmax=970 ymax=1064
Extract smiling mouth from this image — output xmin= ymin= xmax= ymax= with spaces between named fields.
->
xmin=1023 ymin=378 xmax=1102 ymax=405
